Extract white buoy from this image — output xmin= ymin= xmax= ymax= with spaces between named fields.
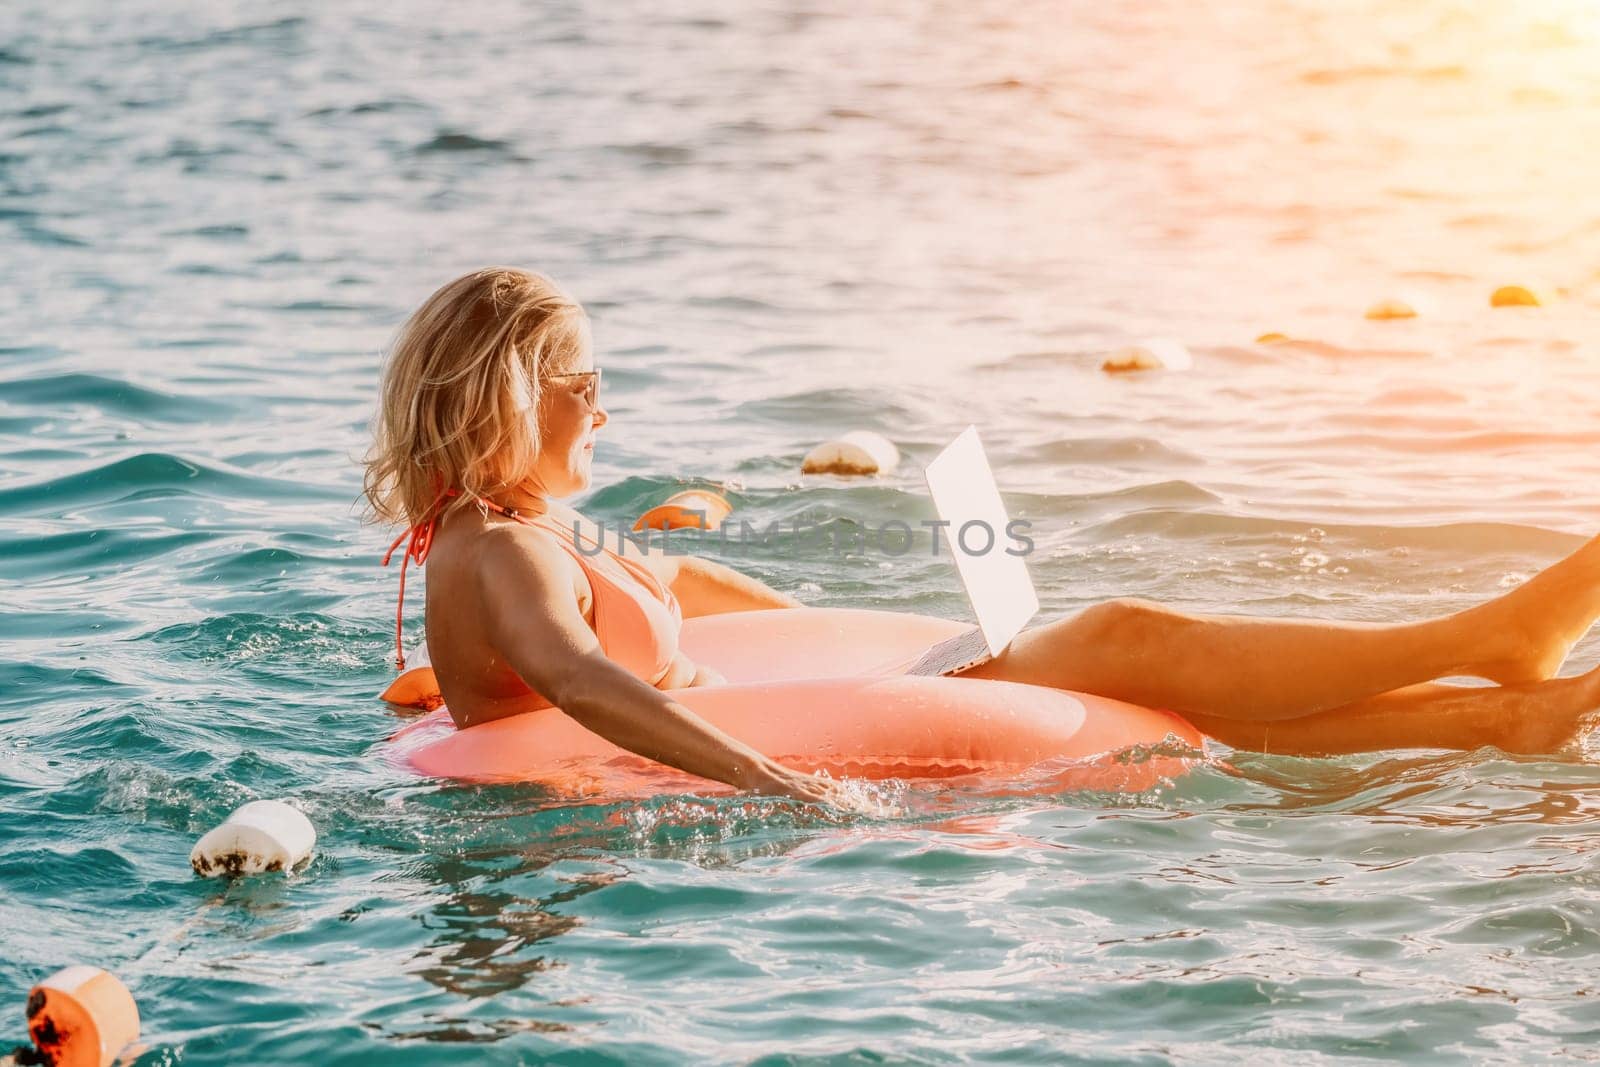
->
xmin=1101 ymin=338 xmax=1193 ymax=373
xmin=191 ymin=799 xmax=316 ymax=878
xmin=800 ymin=430 xmax=900 ymax=475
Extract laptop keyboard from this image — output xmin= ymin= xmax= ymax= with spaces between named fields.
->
xmin=904 ymin=626 xmax=993 ymax=677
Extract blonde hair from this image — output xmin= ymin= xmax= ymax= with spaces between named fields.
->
xmin=363 ymin=267 xmax=588 ymax=526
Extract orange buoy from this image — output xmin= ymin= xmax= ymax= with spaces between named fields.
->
xmin=25 ymin=966 xmax=140 ymax=1067
xmin=1490 ymin=285 xmax=1545 ymax=308
xmin=633 ymin=489 xmax=733 ymax=532
xmin=1255 ymin=332 xmax=1291 ymax=344
xmin=1101 ymin=339 xmax=1193 ymax=373
xmin=1364 ymin=298 xmax=1417 ymax=320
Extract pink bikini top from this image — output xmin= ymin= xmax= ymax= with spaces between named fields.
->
xmin=383 ymin=493 xmax=684 ymax=693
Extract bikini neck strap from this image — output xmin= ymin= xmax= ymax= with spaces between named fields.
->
xmin=468 ymin=493 xmax=583 ymax=540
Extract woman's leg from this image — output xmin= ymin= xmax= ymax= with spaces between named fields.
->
xmin=1184 ymin=668 xmax=1600 ymax=756
xmin=959 ymin=532 xmax=1600 ymax=722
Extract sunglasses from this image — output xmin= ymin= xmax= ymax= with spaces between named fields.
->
xmin=540 ymin=368 xmax=602 ymax=409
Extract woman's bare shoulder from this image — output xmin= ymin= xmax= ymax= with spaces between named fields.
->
xmin=470 ymin=520 xmax=578 ymax=596
xmin=535 ymin=504 xmax=681 ymax=584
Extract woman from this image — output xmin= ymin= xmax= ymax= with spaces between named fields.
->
xmin=364 ymin=268 xmax=1600 ymax=805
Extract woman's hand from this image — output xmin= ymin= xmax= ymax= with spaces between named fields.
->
xmin=744 ymin=759 xmax=871 ymax=812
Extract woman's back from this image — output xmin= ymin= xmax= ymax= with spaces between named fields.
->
xmin=421 ymin=504 xmax=688 ymax=727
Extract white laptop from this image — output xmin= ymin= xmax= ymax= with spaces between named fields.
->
xmin=904 ymin=426 xmax=1039 ymax=676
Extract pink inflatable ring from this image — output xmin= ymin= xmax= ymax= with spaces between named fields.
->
xmin=383 ymin=608 xmax=1204 ymax=798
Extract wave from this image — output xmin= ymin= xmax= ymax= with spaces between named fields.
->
xmin=1019 ymin=435 xmax=1204 ymax=467
xmin=0 ymin=846 xmax=138 ymax=892
xmin=605 ymin=142 xmax=695 ymax=165
xmin=734 ymin=387 xmax=926 ymax=428
xmin=0 ymin=452 xmax=346 ymax=516
xmin=0 ymin=527 xmax=213 ymax=576
xmin=149 ymin=611 xmax=382 ymax=680
xmin=1279 ymin=429 xmax=1600 ymax=454
xmin=0 ymin=371 xmax=231 ymax=421
xmin=137 ymin=16 xmax=308 ymax=55
xmin=1078 ymin=511 xmax=1581 ymax=554
xmin=0 ymin=662 xmax=134 ymax=713
xmin=413 ymin=131 xmax=515 ymax=155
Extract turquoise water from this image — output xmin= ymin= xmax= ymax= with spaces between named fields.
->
xmin=5 ymin=0 xmax=1600 ymax=1062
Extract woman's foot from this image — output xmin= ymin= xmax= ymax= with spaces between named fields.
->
xmin=1499 ymin=665 xmax=1600 ymax=755
xmin=1473 ymin=533 xmax=1600 ymax=685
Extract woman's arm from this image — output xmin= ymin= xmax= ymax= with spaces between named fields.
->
xmin=665 ymin=555 xmax=804 ymax=618
xmin=475 ymin=527 xmax=842 ymax=804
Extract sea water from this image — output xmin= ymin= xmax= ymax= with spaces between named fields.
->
xmin=3 ymin=1 xmax=1598 ymax=1061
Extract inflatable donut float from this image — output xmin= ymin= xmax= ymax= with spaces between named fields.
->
xmin=383 ymin=607 xmax=1204 ymax=799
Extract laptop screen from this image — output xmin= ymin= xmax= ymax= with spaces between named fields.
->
xmin=923 ymin=425 xmax=1039 ymax=655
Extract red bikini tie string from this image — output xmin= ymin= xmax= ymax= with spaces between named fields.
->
xmin=381 ymin=488 xmax=456 ymax=672
xmin=382 ymin=492 xmax=596 ymax=672
xmin=382 ymin=518 xmax=436 ymax=672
